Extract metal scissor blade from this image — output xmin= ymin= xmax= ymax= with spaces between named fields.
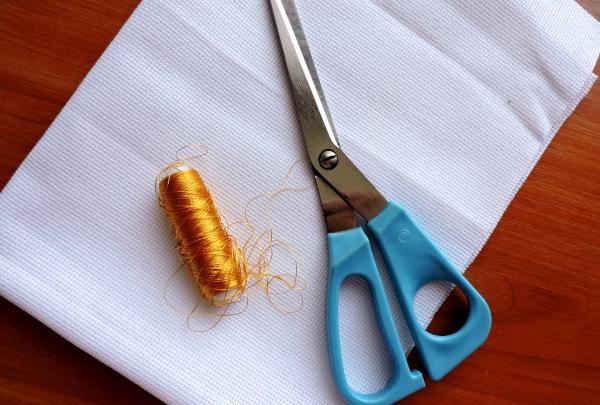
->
xmin=271 ymin=0 xmax=387 ymax=224
xmin=314 ymin=175 xmax=356 ymax=232
xmin=270 ymin=0 xmax=340 ymax=150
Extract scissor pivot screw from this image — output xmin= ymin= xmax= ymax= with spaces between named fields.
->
xmin=319 ymin=150 xmax=338 ymax=170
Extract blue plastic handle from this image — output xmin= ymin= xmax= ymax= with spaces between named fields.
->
xmin=367 ymin=202 xmax=492 ymax=380
xmin=327 ymin=228 xmax=425 ymax=405
xmin=326 ymin=203 xmax=491 ymax=404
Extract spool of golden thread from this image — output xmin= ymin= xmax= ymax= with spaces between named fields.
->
xmin=157 ymin=151 xmax=305 ymax=327
xmin=158 ymin=165 xmax=248 ymax=306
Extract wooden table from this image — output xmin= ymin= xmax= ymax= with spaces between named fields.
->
xmin=1 ymin=1 xmax=599 ymax=404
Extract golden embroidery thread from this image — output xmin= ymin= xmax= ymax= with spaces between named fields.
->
xmin=157 ymin=149 xmax=306 ymax=330
xmin=158 ymin=165 xmax=248 ymax=306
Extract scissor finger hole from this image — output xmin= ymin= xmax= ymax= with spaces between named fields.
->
xmin=413 ymin=280 xmax=469 ymax=336
xmin=338 ymin=276 xmax=393 ymax=394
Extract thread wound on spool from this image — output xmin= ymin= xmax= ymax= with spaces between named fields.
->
xmin=158 ymin=165 xmax=247 ymax=306
xmin=157 ymin=149 xmax=307 ymax=330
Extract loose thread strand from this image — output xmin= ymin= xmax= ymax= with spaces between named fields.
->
xmin=157 ymin=152 xmax=308 ymax=331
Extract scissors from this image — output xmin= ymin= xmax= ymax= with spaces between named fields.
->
xmin=269 ymin=1 xmax=492 ymax=404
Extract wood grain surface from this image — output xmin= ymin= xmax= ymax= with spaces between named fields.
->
xmin=1 ymin=1 xmax=599 ymax=404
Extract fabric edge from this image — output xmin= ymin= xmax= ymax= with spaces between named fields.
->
xmin=416 ymin=72 xmax=598 ymax=339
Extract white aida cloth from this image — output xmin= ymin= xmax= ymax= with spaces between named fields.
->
xmin=1 ymin=0 xmax=599 ymax=403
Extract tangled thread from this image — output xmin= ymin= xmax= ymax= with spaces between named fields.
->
xmin=157 ymin=146 xmax=306 ymax=330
